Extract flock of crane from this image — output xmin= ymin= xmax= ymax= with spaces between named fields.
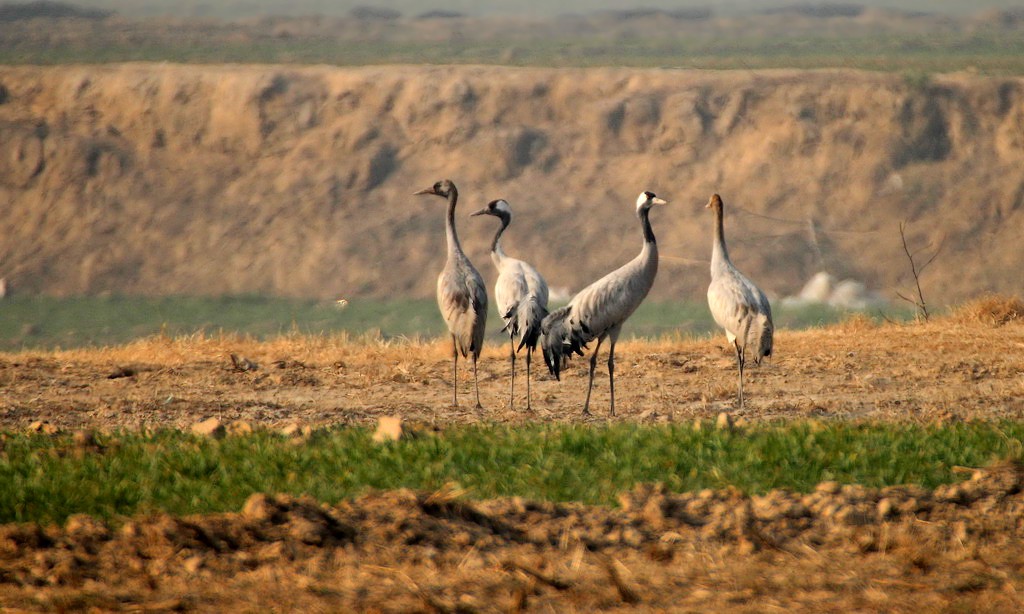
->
xmin=414 ymin=179 xmax=774 ymax=416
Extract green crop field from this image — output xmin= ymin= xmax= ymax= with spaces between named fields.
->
xmin=2 ymin=421 xmax=1021 ymax=524
xmin=5 ymin=32 xmax=1024 ymax=75
xmin=51 ymin=0 xmax=1024 ymax=19
xmin=0 ymin=295 xmax=911 ymax=351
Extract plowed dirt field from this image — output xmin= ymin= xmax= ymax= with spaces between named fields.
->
xmin=1 ymin=302 xmax=1023 ymax=611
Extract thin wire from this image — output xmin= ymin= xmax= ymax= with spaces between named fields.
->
xmin=729 ymin=205 xmax=883 ymax=236
xmin=661 ymin=255 xmax=707 ymax=266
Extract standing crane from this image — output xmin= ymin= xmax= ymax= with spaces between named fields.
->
xmin=471 ymin=199 xmax=549 ymax=411
xmin=414 ymin=179 xmax=488 ymax=409
xmin=705 ymin=193 xmax=773 ymax=410
xmin=541 ymin=191 xmax=667 ymax=416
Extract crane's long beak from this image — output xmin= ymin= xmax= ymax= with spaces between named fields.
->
xmin=413 ymin=187 xmax=435 ymax=196
xmin=469 ymin=208 xmax=489 ymax=217
xmin=652 ymin=197 xmax=668 ymax=206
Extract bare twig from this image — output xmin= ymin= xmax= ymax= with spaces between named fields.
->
xmin=229 ymin=353 xmax=259 ymax=372
xmin=918 ymin=235 xmax=946 ymax=274
xmin=508 ymin=580 xmax=531 ymax=614
xmin=895 ymin=290 xmax=923 ymax=317
xmin=876 ymin=309 xmax=899 ymax=325
xmin=381 ymin=568 xmax=474 ymax=614
xmin=598 ymin=554 xmax=641 ymax=604
xmin=501 ymin=561 xmax=573 ymax=590
xmin=897 ymin=222 xmax=944 ymax=322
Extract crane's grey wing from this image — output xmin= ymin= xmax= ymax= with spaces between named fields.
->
xmin=495 ymin=261 xmax=530 ymax=334
xmin=707 ymin=277 xmax=743 ymax=343
xmin=519 ymin=261 xmax=550 ymax=352
xmin=568 ymin=259 xmax=653 ymax=342
xmin=497 ymin=258 xmax=549 ymax=350
xmin=748 ymin=281 xmax=773 ymax=362
xmin=541 ymin=259 xmax=651 ymax=378
xmin=522 ymin=262 xmax=549 ymax=309
xmin=514 ymin=292 xmax=548 ymax=352
xmin=438 ymin=263 xmax=488 ymax=358
xmin=744 ymin=277 xmax=772 ymax=321
xmin=708 ymin=268 xmax=773 ymax=359
xmin=469 ymin=265 xmax=488 ymax=358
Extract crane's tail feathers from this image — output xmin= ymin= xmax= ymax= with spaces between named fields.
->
xmin=515 ymin=294 xmax=549 ymax=353
xmin=540 ymin=306 xmax=570 ymax=380
xmin=501 ymin=303 xmax=520 ymax=338
xmin=751 ymin=314 xmax=774 ymax=366
xmin=540 ymin=305 xmax=591 ymax=380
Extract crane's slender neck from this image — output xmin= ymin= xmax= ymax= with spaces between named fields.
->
xmin=490 ymin=213 xmax=510 ymax=258
xmin=444 ymin=187 xmax=463 ymax=256
xmin=640 ymin=206 xmax=656 ymax=245
xmin=638 ymin=206 xmax=659 ymax=280
xmin=711 ymin=204 xmax=730 ymax=268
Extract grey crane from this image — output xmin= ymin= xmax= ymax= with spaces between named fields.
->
xmin=541 ymin=191 xmax=667 ymax=416
xmin=705 ymin=193 xmax=773 ymax=410
xmin=414 ymin=179 xmax=488 ymax=409
xmin=470 ymin=199 xmax=549 ymax=411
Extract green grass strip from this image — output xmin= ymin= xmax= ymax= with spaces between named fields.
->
xmin=2 ymin=421 xmax=1021 ymax=525
xmin=4 ymin=32 xmax=1024 ymax=74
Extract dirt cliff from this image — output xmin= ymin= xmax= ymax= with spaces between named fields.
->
xmin=0 ymin=64 xmax=1022 ymax=303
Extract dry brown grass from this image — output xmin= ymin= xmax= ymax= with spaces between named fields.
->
xmin=951 ymin=294 xmax=1024 ymax=327
xmin=1 ymin=311 xmax=1022 ymax=431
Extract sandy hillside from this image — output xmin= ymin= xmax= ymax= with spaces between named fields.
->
xmin=0 ymin=64 xmax=1023 ymax=303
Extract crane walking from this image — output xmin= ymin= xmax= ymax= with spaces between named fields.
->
xmin=541 ymin=191 xmax=667 ymax=416
xmin=705 ymin=193 xmax=773 ymax=410
xmin=471 ymin=199 xmax=549 ymax=411
xmin=414 ymin=179 xmax=488 ymax=409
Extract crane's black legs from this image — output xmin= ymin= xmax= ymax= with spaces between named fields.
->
xmin=451 ymin=335 xmax=459 ymax=408
xmin=734 ymin=340 xmax=746 ymax=411
xmin=582 ymin=336 xmax=605 ymax=416
xmin=473 ymin=355 xmax=483 ymax=409
xmin=608 ymin=339 xmax=616 ymax=417
xmin=736 ymin=318 xmax=754 ymax=411
xmin=525 ymin=348 xmax=533 ymax=411
xmin=509 ymin=336 xmax=516 ymax=410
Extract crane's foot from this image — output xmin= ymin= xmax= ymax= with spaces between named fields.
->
xmin=581 ymin=408 xmax=592 ymax=417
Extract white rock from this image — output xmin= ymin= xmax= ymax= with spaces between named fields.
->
xmin=829 ymin=279 xmax=869 ymax=309
xmin=799 ymin=272 xmax=835 ymax=302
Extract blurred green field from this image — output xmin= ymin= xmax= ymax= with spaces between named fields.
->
xmin=52 ymin=0 xmax=1024 ymax=19
xmin=2 ymin=421 xmax=1020 ymax=524
xmin=0 ymin=295 xmax=911 ymax=351
xmin=5 ymin=33 xmax=1024 ymax=75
